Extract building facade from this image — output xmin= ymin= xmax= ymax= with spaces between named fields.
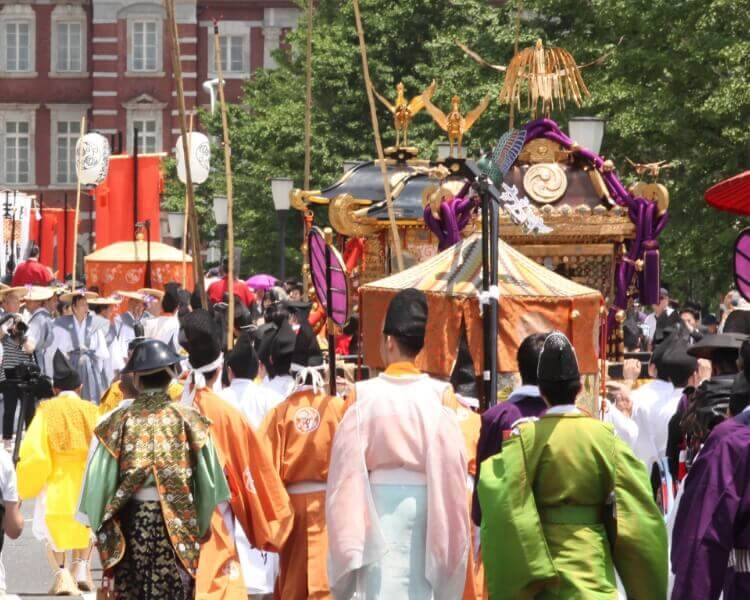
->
xmin=0 ymin=0 xmax=297 ymax=242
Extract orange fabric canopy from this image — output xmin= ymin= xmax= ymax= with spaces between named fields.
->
xmin=84 ymin=240 xmax=194 ymax=298
xmin=360 ymin=233 xmax=603 ymax=376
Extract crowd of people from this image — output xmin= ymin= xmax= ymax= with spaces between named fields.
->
xmin=0 ymin=246 xmax=746 ymax=599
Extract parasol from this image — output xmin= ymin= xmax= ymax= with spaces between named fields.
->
xmin=246 ymin=274 xmax=278 ymax=291
xmin=705 ymin=170 xmax=750 ymax=216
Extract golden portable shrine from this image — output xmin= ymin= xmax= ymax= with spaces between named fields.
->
xmin=293 ymin=37 xmax=670 ymax=373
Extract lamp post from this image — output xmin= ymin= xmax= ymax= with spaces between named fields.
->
xmin=213 ymin=195 xmax=228 ymax=257
xmin=166 ymin=211 xmax=185 ymax=246
xmin=271 ymin=177 xmax=293 ymax=280
xmin=568 ymin=116 xmax=606 ymax=155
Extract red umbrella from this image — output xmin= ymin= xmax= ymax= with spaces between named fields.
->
xmin=705 ymin=170 xmax=750 ymax=215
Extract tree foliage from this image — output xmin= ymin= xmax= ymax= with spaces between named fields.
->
xmin=172 ymin=0 xmax=750 ymax=308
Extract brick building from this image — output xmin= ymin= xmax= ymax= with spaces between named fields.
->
xmin=0 ymin=0 xmax=298 ymax=251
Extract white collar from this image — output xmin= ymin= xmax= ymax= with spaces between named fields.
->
xmin=455 ymin=393 xmax=479 ymax=409
xmin=508 ymin=384 xmax=541 ymax=403
xmin=57 ymin=390 xmax=81 ymax=399
xmin=545 ymin=404 xmax=580 ymax=415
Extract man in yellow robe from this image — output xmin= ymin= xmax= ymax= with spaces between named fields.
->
xmin=17 ymin=349 xmax=101 ymax=595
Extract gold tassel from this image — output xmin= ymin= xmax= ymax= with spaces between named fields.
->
xmin=499 ymin=39 xmax=590 ymax=117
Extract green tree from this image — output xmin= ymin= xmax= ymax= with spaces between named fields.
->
xmin=170 ymin=0 xmax=750 ymax=309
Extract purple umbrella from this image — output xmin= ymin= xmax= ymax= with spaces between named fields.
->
xmin=246 ymin=273 xmax=277 ymax=291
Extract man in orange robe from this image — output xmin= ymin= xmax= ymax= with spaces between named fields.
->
xmin=180 ymin=310 xmax=294 ymax=600
xmin=260 ymin=320 xmax=348 ymax=599
xmin=447 ymin=339 xmax=486 ymax=600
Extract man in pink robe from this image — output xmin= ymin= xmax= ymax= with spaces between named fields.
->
xmin=325 ymin=288 xmax=470 ymax=599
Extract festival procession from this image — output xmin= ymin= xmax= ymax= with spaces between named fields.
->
xmin=0 ymin=0 xmax=746 ymax=598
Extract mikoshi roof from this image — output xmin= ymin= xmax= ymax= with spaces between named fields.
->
xmin=315 ymin=161 xmax=439 ymax=221
xmin=360 ymin=233 xmax=603 ymax=374
xmin=83 ymin=240 xmax=193 ymax=263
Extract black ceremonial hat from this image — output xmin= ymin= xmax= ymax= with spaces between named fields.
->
xmin=291 ymin=320 xmax=323 ymax=369
xmin=660 ymin=333 xmax=698 ymax=384
xmin=382 ymin=288 xmax=428 ymax=340
xmin=180 ymin=309 xmax=221 ymax=368
xmin=53 ymin=349 xmax=81 ymax=390
xmin=226 ymin=334 xmax=259 ymax=376
xmin=270 ymin=320 xmax=296 ymax=366
xmin=537 ymin=331 xmax=580 ymax=383
xmin=730 ymin=372 xmax=750 ymax=415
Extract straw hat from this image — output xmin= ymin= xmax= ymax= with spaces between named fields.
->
xmin=59 ymin=289 xmax=98 ymax=304
xmin=138 ymin=288 xmax=165 ymax=301
xmin=117 ymin=290 xmax=147 ymax=302
xmin=23 ymin=286 xmax=55 ymax=302
xmin=89 ymin=295 xmax=122 ymax=307
xmin=0 ymin=286 xmax=29 ymax=300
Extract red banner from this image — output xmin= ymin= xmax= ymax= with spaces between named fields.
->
xmin=93 ymin=155 xmax=164 ymax=249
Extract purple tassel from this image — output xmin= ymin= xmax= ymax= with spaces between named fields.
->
xmin=640 ymin=240 xmax=660 ymax=305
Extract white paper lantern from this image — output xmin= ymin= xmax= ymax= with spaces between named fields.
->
xmin=176 ymin=132 xmax=211 ymax=184
xmin=75 ymin=133 xmax=111 ymax=186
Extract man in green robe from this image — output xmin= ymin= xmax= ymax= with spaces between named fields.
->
xmin=478 ymin=331 xmax=667 ymax=599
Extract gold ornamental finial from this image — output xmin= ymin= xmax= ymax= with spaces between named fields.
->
xmin=422 ymin=93 xmax=490 ymax=158
xmin=456 ymin=37 xmax=622 ymax=119
xmin=373 ymin=80 xmax=436 ymax=148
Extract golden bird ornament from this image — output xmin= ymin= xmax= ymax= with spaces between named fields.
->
xmin=422 ymin=93 xmax=491 ymax=158
xmin=373 ymin=80 xmax=436 ymax=148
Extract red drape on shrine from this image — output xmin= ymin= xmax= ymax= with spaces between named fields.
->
xmin=26 ymin=207 xmax=76 ymax=279
xmin=93 ymin=155 xmax=164 ymax=249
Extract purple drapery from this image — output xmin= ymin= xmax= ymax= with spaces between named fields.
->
xmin=423 ymin=183 xmax=478 ymax=251
xmin=524 ymin=118 xmax=669 ymax=330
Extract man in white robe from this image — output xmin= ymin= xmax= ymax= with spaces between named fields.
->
xmin=51 ymin=290 xmax=111 ymax=403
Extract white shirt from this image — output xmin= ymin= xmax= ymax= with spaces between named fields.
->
xmin=0 ymin=447 xmax=18 ymax=593
xmin=143 ymin=314 xmax=181 ymax=352
xmin=220 ymin=378 xmax=276 ymax=429
xmin=631 ymin=379 xmax=681 ymax=469
xmin=507 ymin=384 xmax=541 ymax=403
xmin=603 ymin=400 xmax=639 ymax=449
xmin=261 ymin=374 xmax=295 ymax=405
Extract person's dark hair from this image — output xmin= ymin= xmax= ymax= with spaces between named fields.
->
xmin=29 ymin=245 xmax=39 ymax=258
xmin=57 ymin=300 xmax=69 ymax=314
xmin=138 ymin=369 xmax=172 ymax=389
xmin=393 ymin=335 xmax=423 ymax=357
xmin=71 ymin=295 xmax=87 ymax=308
xmin=670 ymin=362 xmax=696 ymax=388
xmin=190 ymin=289 xmax=202 ymax=310
xmin=712 ymin=348 xmax=740 ymax=376
xmin=517 ymin=333 xmax=547 ymax=385
xmin=91 ymin=304 xmax=106 ymax=315
xmin=162 ymin=292 xmax=179 ymax=313
xmin=539 ymin=378 xmax=582 ymax=406
xmin=228 ymin=354 xmax=258 ymax=380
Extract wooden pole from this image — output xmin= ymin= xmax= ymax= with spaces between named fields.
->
xmin=351 ymin=0 xmax=404 ymax=272
xmin=71 ymin=115 xmax=86 ymax=289
xmin=508 ymin=0 xmax=523 ymax=128
xmin=301 ymin=0 xmax=314 ymax=297
xmin=181 ymin=111 xmax=194 ymax=288
xmin=213 ymin=23 xmax=236 ymax=350
xmin=165 ymin=0 xmax=208 ymax=308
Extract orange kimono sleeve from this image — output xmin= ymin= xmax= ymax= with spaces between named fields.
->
xmin=258 ymin=405 xmax=284 ymax=475
xmin=195 ymin=391 xmax=293 ymax=552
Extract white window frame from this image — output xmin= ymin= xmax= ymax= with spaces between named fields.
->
xmin=127 ymin=17 xmax=163 ymax=75
xmin=124 ymin=98 xmax=164 ymax=154
xmin=0 ymin=5 xmax=36 ymax=77
xmin=0 ymin=106 xmax=36 ymax=186
xmin=207 ymin=22 xmax=250 ymax=79
xmin=50 ymin=5 xmax=87 ymax=77
xmin=49 ymin=105 xmax=88 ymax=188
